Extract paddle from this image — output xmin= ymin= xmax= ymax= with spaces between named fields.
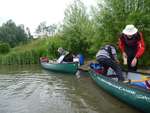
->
xmin=76 ymin=68 xmax=89 ymax=78
xmin=121 ymin=58 xmax=150 ymax=75
xmin=75 ymin=65 xmax=91 ymax=78
xmin=123 ymin=77 xmax=150 ymax=83
xmin=78 ymin=67 xmax=89 ymax=72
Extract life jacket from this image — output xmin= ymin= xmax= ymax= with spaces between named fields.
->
xmin=90 ymin=63 xmax=104 ymax=74
xmin=120 ymin=32 xmax=141 ymax=57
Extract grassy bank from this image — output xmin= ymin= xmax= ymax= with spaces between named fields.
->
xmin=0 ymin=35 xmax=69 ymax=65
xmin=0 ymin=38 xmax=47 ymax=65
xmin=0 ymin=36 xmax=149 ymax=67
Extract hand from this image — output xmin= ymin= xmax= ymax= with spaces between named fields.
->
xmin=122 ymin=52 xmax=127 ymax=58
xmin=131 ymin=57 xmax=137 ymax=67
xmin=122 ymin=52 xmax=127 ymax=65
xmin=115 ymin=60 xmax=120 ymax=64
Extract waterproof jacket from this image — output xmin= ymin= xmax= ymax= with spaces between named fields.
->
xmin=118 ymin=32 xmax=145 ymax=59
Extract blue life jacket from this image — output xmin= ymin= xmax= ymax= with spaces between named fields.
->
xmin=90 ymin=63 xmax=102 ymax=70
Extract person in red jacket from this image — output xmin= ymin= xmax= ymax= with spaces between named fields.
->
xmin=118 ymin=24 xmax=145 ymax=71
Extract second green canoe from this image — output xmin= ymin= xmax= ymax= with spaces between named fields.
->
xmin=40 ymin=61 xmax=78 ymax=74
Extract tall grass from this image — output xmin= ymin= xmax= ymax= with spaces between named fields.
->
xmin=0 ymin=37 xmax=60 ymax=65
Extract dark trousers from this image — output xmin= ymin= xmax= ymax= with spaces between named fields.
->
xmin=97 ymin=57 xmax=124 ymax=81
xmin=127 ymin=56 xmax=137 ymax=71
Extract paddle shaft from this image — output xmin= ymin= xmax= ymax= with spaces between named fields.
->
xmin=120 ymin=61 xmax=150 ymax=75
xmin=124 ymin=78 xmax=150 ymax=83
xmin=78 ymin=66 xmax=90 ymax=72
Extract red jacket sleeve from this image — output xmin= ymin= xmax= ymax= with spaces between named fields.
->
xmin=135 ymin=32 xmax=145 ymax=59
xmin=118 ymin=37 xmax=125 ymax=53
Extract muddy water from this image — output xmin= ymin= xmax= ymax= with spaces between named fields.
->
xmin=0 ymin=65 xmax=141 ymax=113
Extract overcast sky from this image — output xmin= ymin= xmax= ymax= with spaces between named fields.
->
xmin=0 ymin=0 xmax=96 ymax=35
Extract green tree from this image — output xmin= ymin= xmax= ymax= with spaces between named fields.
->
xmin=36 ymin=21 xmax=47 ymax=37
xmin=93 ymin=0 xmax=150 ymax=42
xmin=92 ymin=0 xmax=150 ymax=65
xmin=0 ymin=20 xmax=28 ymax=47
xmin=62 ymin=0 xmax=95 ymax=55
xmin=46 ymin=24 xmax=57 ymax=36
xmin=26 ymin=27 xmax=33 ymax=39
xmin=36 ymin=22 xmax=57 ymax=37
xmin=0 ymin=42 xmax=10 ymax=54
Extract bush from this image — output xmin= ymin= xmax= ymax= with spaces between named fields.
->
xmin=0 ymin=43 xmax=10 ymax=54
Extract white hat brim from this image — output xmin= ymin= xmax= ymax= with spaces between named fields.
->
xmin=122 ymin=28 xmax=138 ymax=35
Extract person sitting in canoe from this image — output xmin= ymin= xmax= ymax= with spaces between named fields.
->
xmin=96 ymin=44 xmax=125 ymax=82
xmin=57 ymin=47 xmax=74 ymax=63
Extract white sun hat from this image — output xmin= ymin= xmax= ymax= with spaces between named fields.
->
xmin=57 ymin=47 xmax=64 ymax=54
xmin=122 ymin=24 xmax=138 ymax=35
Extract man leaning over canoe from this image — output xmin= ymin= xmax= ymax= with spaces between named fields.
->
xmin=96 ymin=44 xmax=125 ymax=82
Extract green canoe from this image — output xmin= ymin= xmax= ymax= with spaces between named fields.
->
xmin=40 ymin=61 xmax=78 ymax=74
xmin=89 ymin=70 xmax=150 ymax=113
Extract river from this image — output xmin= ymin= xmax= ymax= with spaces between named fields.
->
xmin=0 ymin=65 xmax=141 ymax=113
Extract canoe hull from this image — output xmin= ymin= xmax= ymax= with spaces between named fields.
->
xmin=89 ymin=70 xmax=150 ymax=113
xmin=41 ymin=62 xmax=78 ymax=74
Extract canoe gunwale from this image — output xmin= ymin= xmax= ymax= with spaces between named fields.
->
xmin=89 ymin=70 xmax=150 ymax=113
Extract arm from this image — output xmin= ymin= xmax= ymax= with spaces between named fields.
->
xmin=113 ymin=54 xmax=120 ymax=64
xmin=135 ymin=32 xmax=145 ymax=59
xmin=118 ymin=37 xmax=125 ymax=53
xmin=57 ymin=55 xmax=65 ymax=63
xmin=118 ymin=36 xmax=127 ymax=64
xmin=111 ymin=47 xmax=119 ymax=63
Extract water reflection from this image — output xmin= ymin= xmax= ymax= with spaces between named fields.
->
xmin=0 ymin=65 xmax=141 ymax=113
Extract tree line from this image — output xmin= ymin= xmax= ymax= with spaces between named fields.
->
xmin=0 ymin=20 xmax=33 ymax=54
xmin=53 ymin=0 xmax=150 ymax=66
xmin=0 ymin=0 xmax=150 ymax=66
xmin=0 ymin=20 xmax=33 ymax=47
xmin=35 ymin=21 xmax=57 ymax=37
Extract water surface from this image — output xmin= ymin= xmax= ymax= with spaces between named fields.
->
xmin=0 ymin=65 xmax=141 ymax=113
